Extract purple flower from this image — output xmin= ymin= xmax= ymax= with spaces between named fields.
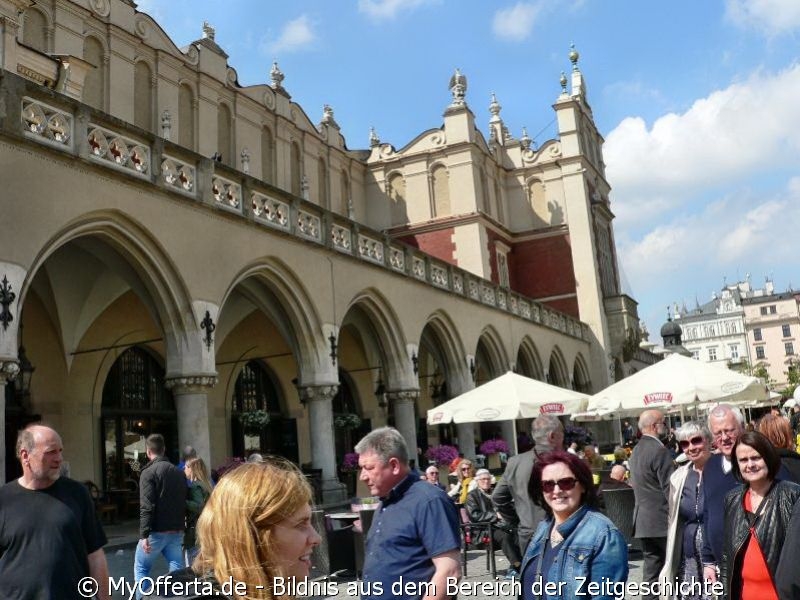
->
xmin=425 ymin=444 xmax=460 ymax=466
xmin=342 ymin=452 xmax=360 ymax=471
xmin=479 ymin=439 xmax=509 ymax=455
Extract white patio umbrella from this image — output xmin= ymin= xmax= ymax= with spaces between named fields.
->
xmin=582 ymin=354 xmax=769 ymax=417
xmin=426 ymin=371 xmax=589 ymax=425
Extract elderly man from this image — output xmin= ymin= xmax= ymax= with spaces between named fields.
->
xmin=0 ymin=424 xmax=109 ymax=600
xmin=357 ymin=427 xmax=460 ymax=600
xmin=629 ymin=409 xmax=675 ymax=600
xmin=701 ymin=404 xmax=744 ymax=583
xmin=423 ymin=465 xmax=445 ymax=490
xmin=492 ymin=413 xmax=564 ymax=554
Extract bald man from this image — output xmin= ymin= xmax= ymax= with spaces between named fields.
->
xmin=629 ymin=409 xmax=675 ymax=600
xmin=0 ymin=425 xmax=109 ymax=599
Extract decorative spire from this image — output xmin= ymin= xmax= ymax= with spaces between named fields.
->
xmin=559 ymin=71 xmax=568 ymax=94
xmin=448 ymin=68 xmax=467 ymax=107
xmin=369 ymin=126 xmax=380 ymax=148
xmin=270 ymin=61 xmax=285 ymax=90
xmin=569 ymin=43 xmax=580 ymax=71
xmin=489 ymin=93 xmax=502 ymax=122
xmin=520 ymin=127 xmax=532 ymax=150
xmin=202 ymin=21 xmax=215 ymax=41
xmin=321 ymin=104 xmax=339 ymax=129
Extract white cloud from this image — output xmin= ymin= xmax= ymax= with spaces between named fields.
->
xmin=605 ymin=63 xmax=800 ymax=229
xmin=725 ymin=0 xmax=800 ymax=36
xmin=492 ymin=2 xmax=542 ymax=42
xmin=261 ymin=15 xmax=316 ymax=54
xmin=358 ymin=0 xmax=437 ymax=20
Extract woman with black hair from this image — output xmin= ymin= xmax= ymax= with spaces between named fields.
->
xmin=719 ymin=431 xmax=800 ymax=600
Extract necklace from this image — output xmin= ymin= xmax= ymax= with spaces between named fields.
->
xmin=550 ymin=526 xmax=564 ymax=547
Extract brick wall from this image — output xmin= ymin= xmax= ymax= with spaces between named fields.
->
xmin=396 ymin=228 xmax=456 ymax=264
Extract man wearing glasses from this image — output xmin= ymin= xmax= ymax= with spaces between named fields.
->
xmin=629 ymin=409 xmax=675 ymax=600
xmin=700 ymin=404 xmax=744 ymax=584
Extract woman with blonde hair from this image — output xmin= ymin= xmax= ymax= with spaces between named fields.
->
xmin=448 ymin=458 xmax=476 ymax=504
xmin=183 ymin=457 xmax=213 ymax=566
xmin=154 ymin=457 xmax=321 ymax=599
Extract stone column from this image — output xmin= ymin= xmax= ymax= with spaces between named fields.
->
xmin=386 ymin=390 xmax=419 ymax=468
xmin=456 ymin=423 xmax=476 ymax=459
xmin=500 ymin=421 xmax=517 ymax=455
xmin=165 ymin=375 xmax=217 ymax=468
xmin=298 ymin=385 xmax=346 ymax=503
xmin=0 ymin=360 xmax=20 ymax=484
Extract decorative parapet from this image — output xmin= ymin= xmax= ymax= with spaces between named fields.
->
xmin=357 ymin=233 xmax=384 ymax=264
xmin=296 ymin=209 xmax=322 ymax=242
xmin=87 ymin=124 xmax=150 ymax=178
xmin=252 ymin=192 xmax=290 ymax=231
xmin=161 ymin=155 xmax=196 ymax=197
xmin=6 ymin=75 xmax=590 ymax=343
xmin=21 ymin=97 xmax=72 ymax=149
xmin=210 ymin=173 xmax=242 ymax=212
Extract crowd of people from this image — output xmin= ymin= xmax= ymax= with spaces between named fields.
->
xmin=5 ymin=404 xmax=800 ymax=599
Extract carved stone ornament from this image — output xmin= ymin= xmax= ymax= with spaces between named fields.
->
xmin=0 ymin=275 xmax=16 ymax=331
xmin=297 ymin=385 xmax=339 ymax=404
xmin=88 ymin=0 xmax=111 ymax=18
xmin=0 ymin=361 xmax=20 ymax=384
xmin=385 ymin=390 xmax=420 ymax=405
xmin=164 ymin=375 xmax=218 ymax=393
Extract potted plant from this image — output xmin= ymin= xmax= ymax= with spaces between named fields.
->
xmin=479 ymin=438 xmax=509 ymax=470
xmin=238 ymin=409 xmax=270 ymax=437
xmin=339 ymin=452 xmax=360 ymax=495
xmin=333 ymin=413 xmax=362 ymax=430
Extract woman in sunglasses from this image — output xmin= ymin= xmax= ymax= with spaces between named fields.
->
xmin=719 ymin=431 xmax=800 ymax=600
xmin=448 ymin=459 xmax=476 ymax=504
xmin=521 ymin=450 xmax=627 ymax=599
xmin=657 ymin=422 xmax=713 ymax=600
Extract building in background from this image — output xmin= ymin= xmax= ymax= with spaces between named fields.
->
xmin=0 ymin=0 xmax=643 ymax=495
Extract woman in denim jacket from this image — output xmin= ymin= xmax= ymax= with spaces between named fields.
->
xmin=520 ymin=451 xmax=628 ymax=600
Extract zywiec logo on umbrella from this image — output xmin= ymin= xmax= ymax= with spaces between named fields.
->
xmin=430 ymin=411 xmax=444 ymax=423
xmin=539 ymin=403 xmax=564 ymax=414
xmin=721 ymin=382 xmax=746 ymax=394
xmin=643 ymin=392 xmax=673 ymax=405
xmin=475 ymin=407 xmax=502 ymax=420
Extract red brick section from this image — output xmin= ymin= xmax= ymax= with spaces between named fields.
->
xmin=511 ymin=234 xmax=579 ymax=319
xmin=396 ymin=228 xmax=456 ymax=263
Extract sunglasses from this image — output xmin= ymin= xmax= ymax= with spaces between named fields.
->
xmin=678 ymin=436 xmax=705 ymax=451
xmin=541 ymin=477 xmax=578 ymax=493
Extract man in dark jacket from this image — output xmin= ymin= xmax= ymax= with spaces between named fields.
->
xmin=134 ymin=433 xmax=187 ymax=597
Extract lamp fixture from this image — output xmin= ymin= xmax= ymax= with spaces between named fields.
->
xmin=411 ymin=351 xmax=418 ymax=376
xmin=329 ymin=333 xmax=338 ymax=365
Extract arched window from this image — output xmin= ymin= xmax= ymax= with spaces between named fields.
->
xmin=260 ymin=126 xmax=274 ymax=184
xmin=432 ymin=165 xmax=450 ymax=217
xmin=133 ymin=61 xmax=153 ymax=132
xmin=22 ymin=8 xmax=47 ymax=52
xmin=479 ymin=170 xmax=490 ymax=214
xmin=217 ymin=103 xmax=233 ymax=166
xmin=82 ymin=37 xmax=105 ymax=110
xmin=101 ymin=347 xmax=176 ymax=490
xmin=389 ymin=173 xmax=406 ymax=225
xmin=178 ymin=84 xmax=194 ymax=150
xmin=494 ymin=178 xmax=505 ymax=223
xmin=290 ymin=142 xmax=302 ymax=196
xmin=317 ymin=158 xmax=328 ymax=208
xmin=231 ymin=361 xmax=297 ymax=462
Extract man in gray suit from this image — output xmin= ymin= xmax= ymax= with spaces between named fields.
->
xmin=492 ymin=414 xmax=564 ymax=555
xmin=629 ymin=409 xmax=674 ymax=600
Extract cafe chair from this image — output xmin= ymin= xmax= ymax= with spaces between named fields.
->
xmin=459 ymin=505 xmax=496 ymax=578
xmin=600 ymin=487 xmax=638 ymax=553
xmin=83 ymin=480 xmax=118 ymax=524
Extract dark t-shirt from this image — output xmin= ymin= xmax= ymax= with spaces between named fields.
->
xmin=0 ymin=477 xmax=108 ymax=600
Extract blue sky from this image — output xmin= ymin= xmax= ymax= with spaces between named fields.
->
xmin=137 ymin=0 xmax=800 ymax=343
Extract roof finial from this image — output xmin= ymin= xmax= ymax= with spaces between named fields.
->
xmin=448 ymin=68 xmax=468 ymax=107
xmin=202 ymin=21 xmax=215 ymax=41
xmin=520 ymin=127 xmax=532 ymax=150
xmin=270 ymin=61 xmax=285 ymax=90
xmin=569 ymin=43 xmax=580 ymax=71
xmin=369 ymin=126 xmax=380 ymax=148
xmin=560 ymin=71 xmax=568 ymax=94
xmin=321 ymin=104 xmax=339 ymax=129
xmin=489 ymin=92 xmax=501 ymax=120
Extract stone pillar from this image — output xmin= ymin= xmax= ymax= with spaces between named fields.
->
xmin=165 ymin=375 xmax=217 ymax=468
xmin=298 ymin=385 xmax=346 ymax=503
xmin=456 ymin=423 xmax=476 ymax=459
xmin=0 ymin=361 xmax=20 ymax=483
xmin=386 ymin=390 xmax=419 ymax=468
xmin=500 ymin=421 xmax=516 ymax=455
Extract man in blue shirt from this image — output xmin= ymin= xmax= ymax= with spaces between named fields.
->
xmin=357 ymin=427 xmax=461 ymax=600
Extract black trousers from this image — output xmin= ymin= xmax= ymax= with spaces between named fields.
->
xmin=639 ymin=536 xmax=667 ymax=600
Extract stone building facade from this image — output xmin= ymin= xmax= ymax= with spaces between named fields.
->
xmin=0 ymin=0 xmax=639 ymax=498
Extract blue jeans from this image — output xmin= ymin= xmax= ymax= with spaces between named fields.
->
xmin=133 ymin=532 xmax=184 ymax=598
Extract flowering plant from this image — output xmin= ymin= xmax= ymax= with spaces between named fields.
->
xmin=213 ymin=457 xmax=245 ymax=480
xmin=341 ymin=452 xmax=360 ymax=472
xmin=425 ymin=444 xmax=459 ymax=467
xmin=479 ymin=439 xmax=509 ymax=455
xmin=334 ymin=413 xmax=362 ymax=430
xmin=238 ymin=410 xmax=270 ymax=436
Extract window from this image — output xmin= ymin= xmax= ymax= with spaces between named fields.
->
xmin=691 ymin=350 xmax=700 ymax=360
xmin=754 ymin=328 xmax=762 ymax=341
xmin=770 ymin=305 xmax=777 ymax=314
xmin=786 ymin=343 xmax=795 ymax=356
xmin=756 ymin=346 xmax=765 ymax=360
xmin=729 ymin=345 xmax=739 ymax=359
xmin=708 ymin=347 xmax=717 ymax=361
xmin=783 ymin=324 xmax=791 ymax=338
xmin=761 ymin=307 xmax=768 ymax=316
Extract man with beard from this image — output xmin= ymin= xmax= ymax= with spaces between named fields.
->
xmin=0 ymin=425 xmax=109 ymax=599
xmin=629 ymin=409 xmax=675 ymax=600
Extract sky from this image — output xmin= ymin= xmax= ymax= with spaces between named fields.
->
xmin=136 ymin=0 xmax=800 ymax=343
